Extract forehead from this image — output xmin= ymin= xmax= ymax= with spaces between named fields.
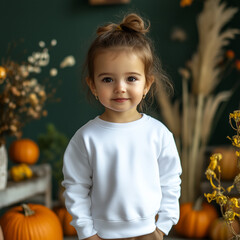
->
xmin=94 ymin=47 xmax=145 ymax=71
xmin=95 ymin=47 xmax=137 ymax=59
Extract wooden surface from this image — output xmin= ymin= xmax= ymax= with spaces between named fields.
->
xmin=0 ymin=164 xmax=52 ymax=209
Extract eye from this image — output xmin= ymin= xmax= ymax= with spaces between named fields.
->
xmin=127 ymin=76 xmax=137 ymax=82
xmin=102 ymin=77 xmax=113 ymax=83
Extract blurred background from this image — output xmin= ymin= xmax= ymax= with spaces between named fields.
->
xmin=1 ymin=0 xmax=239 ymax=147
xmin=1 ymin=0 xmax=240 ymax=239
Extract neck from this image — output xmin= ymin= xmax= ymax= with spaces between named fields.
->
xmin=100 ymin=110 xmax=142 ymax=123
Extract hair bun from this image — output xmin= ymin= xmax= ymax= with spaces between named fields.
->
xmin=120 ymin=13 xmax=150 ymax=34
xmin=96 ymin=13 xmax=150 ymax=36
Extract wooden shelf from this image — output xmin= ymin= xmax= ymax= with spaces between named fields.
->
xmin=0 ymin=164 xmax=52 ymax=209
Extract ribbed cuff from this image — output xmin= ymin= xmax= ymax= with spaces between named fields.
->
xmin=75 ymin=223 xmax=97 ymax=240
xmin=156 ymin=216 xmax=174 ymax=235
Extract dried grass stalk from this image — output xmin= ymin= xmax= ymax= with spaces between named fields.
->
xmin=201 ymin=91 xmax=232 ymax=146
xmin=156 ymin=0 xmax=239 ymax=203
xmin=190 ymin=0 xmax=239 ymax=95
xmin=155 ymin=85 xmax=181 ymax=138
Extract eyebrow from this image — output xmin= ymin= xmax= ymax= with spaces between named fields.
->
xmin=97 ymin=72 xmax=142 ymax=77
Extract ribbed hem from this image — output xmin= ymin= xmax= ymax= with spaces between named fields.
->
xmin=94 ymin=216 xmax=156 ymax=239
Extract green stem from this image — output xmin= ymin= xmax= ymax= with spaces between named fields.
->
xmin=193 ymin=197 xmax=203 ymax=211
xmin=22 ymin=204 xmax=35 ymax=216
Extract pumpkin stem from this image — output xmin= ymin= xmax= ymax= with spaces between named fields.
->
xmin=22 ymin=204 xmax=35 ymax=216
xmin=193 ymin=197 xmax=203 ymax=211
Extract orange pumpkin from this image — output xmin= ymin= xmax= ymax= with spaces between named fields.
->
xmin=9 ymin=139 xmax=40 ymax=165
xmin=53 ymin=206 xmax=77 ymax=236
xmin=209 ymin=218 xmax=240 ymax=240
xmin=174 ymin=199 xmax=218 ymax=238
xmin=0 ymin=204 xmax=63 ymax=240
xmin=212 ymin=146 xmax=239 ymax=180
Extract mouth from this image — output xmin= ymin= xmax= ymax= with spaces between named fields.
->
xmin=112 ymin=98 xmax=129 ymax=103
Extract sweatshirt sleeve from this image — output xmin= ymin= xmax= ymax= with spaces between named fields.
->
xmin=156 ymin=132 xmax=182 ymax=235
xmin=62 ymin=135 xmax=97 ymax=239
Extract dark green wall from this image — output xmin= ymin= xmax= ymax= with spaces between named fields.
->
xmin=1 ymin=0 xmax=240 ymax=147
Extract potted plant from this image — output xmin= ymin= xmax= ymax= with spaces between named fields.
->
xmin=38 ymin=123 xmax=69 ymax=203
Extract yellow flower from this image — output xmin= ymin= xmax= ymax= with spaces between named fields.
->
xmin=204 ymin=190 xmax=227 ymax=206
xmin=204 ymin=191 xmax=217 ymax=203
xmin=229 ymin=110 xmax=240 ymax=121
xmin=38 ymin=90 xmax=46 ymax=101
xmin=227 ymin=185 xmax=234 ymax=193
xmin=11 ymin=86 xmax=21 ymax=96
xmin=29 ymin=93 xmax=39 ymax=106
xmin=205 ymin=169 xmax=216 ymax=180
xmin=227 ymin=135 xmax=240 ymax=148
xmin=232 ymin=135 xmax=240 ymax=148
xmin=229 ymin=198 xmax=240 ymax=208
xmin=216 ymin=194 xmax=228 ymax=206
xmin=224 ymin=210 xmax=240 ymax=223
xmin=229 ymin=110 xmax=240 ymax=131
xmin=205 ymin=111 xmax=240 ymax=229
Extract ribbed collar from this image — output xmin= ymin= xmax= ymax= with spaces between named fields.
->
xmin=92 ymin=113 xmax=149 ymax=130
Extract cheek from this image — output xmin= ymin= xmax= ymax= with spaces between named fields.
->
xmin=132 ymin=85 xmax=145 ymax=97
xmin=97 ymin=86 xmax=111 ymax=98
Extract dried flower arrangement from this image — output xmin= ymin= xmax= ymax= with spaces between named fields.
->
xmin=156 ymin=0 xmax=240 ymax=202
xmin=205 ymin=110 xmax=240 ymax=239
xmin=0 ymin=40 xmax=75 ymax=146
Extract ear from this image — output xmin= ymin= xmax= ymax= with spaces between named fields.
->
xmin=86 ymin=77 xmax=97 ymax=95
xmin=144 ymin=75 xmax=154 ymax=95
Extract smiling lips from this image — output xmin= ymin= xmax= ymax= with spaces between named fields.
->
xmin=112 ymin=98 xmax=129 ymax=103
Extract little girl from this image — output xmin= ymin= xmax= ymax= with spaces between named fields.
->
xmin=62 ymin=13 xmax=182 ymax=240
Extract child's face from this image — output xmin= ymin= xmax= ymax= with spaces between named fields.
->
xmin=88 ymin=48 xmax=151 ymax=121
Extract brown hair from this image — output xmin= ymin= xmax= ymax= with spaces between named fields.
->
xmin=84 ymin=13 xmax=173 ymax=111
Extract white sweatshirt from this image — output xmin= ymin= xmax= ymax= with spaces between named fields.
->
xmin=62 ymin=114 xmax=182 ymax=239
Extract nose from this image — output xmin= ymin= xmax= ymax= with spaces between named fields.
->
xmin=114 ymin=80 xmax=126 ymax=94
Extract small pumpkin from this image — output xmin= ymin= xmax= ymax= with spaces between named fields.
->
xmin=174 ymin=198 xmax=218 ymax=238
xmin=0 ymin=204 xmax=63 ymax=240
xmin=58 ymin=185 xmax=66 ymax=206
xmin=9 ymin=139 xmax=40 ymax=165
xmin=53 ymin=206 xmax=77 ymax=236
xmin=209 ymin=218 xmax=240 ymax=240
xmin=212 ymin=146 xmax=239 ymax=180
xmin=10 ymin=164 xmax=33 ymax=182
